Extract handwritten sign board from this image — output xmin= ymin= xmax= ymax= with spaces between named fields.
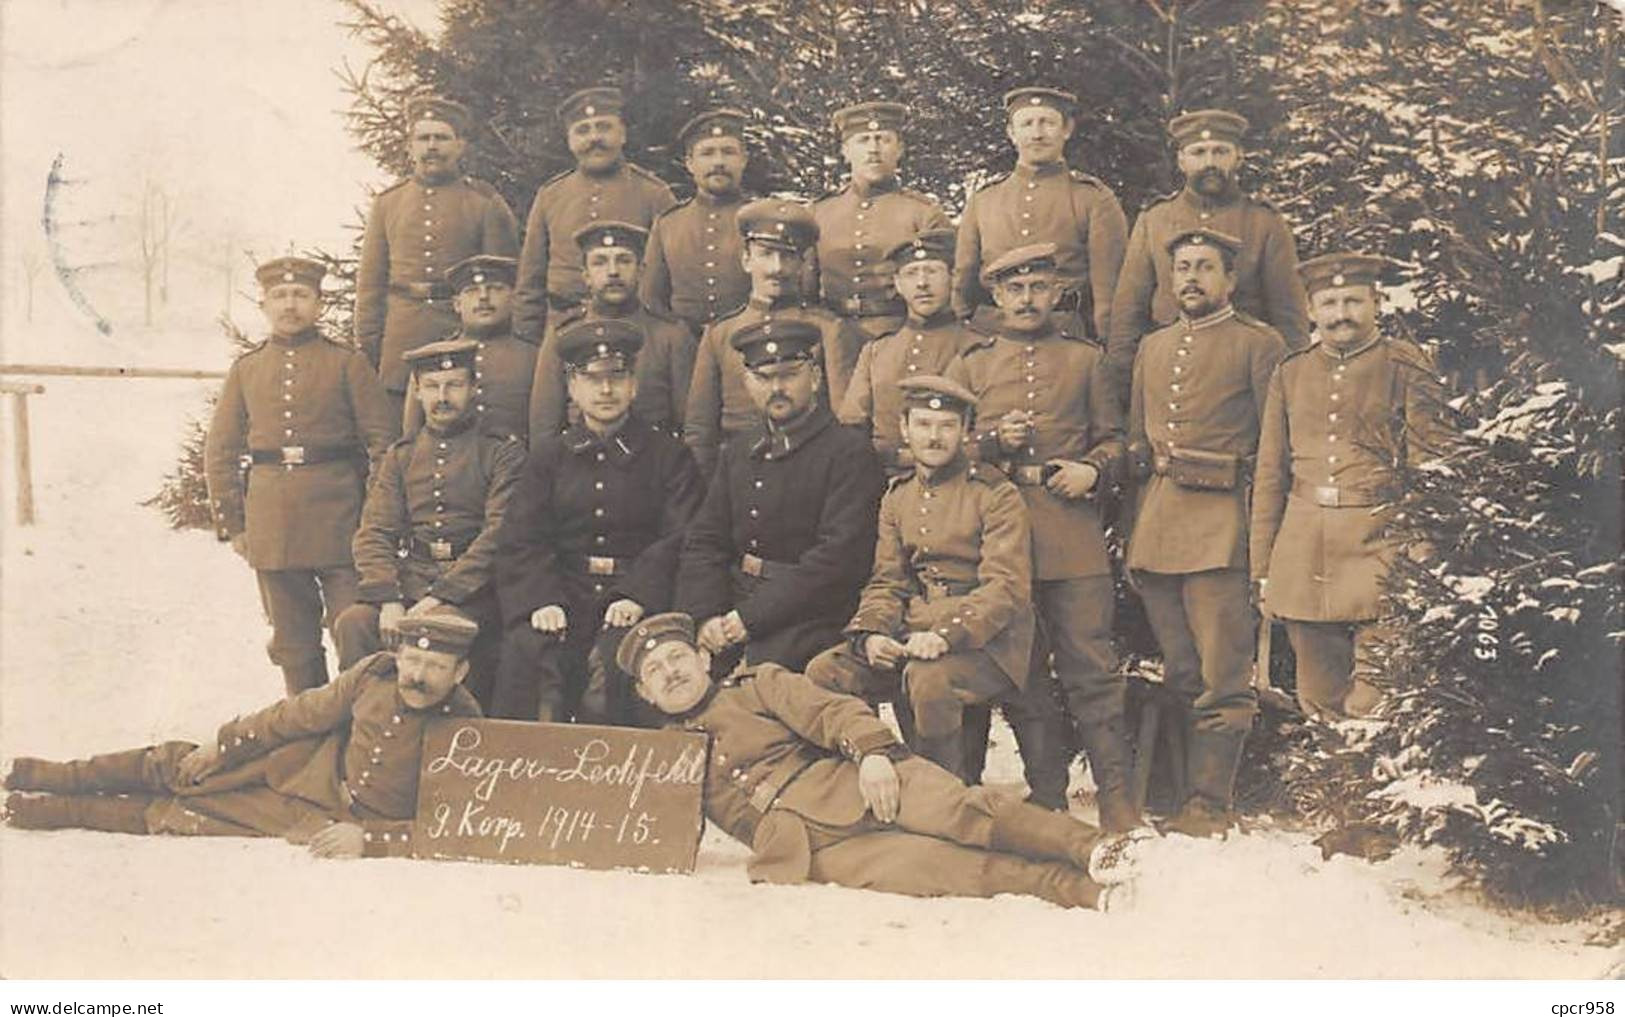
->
xmin=411 ymin=718 xmax=708 ymax=874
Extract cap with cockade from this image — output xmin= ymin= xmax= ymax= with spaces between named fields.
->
xmin=1298 ymin=252 xmax=1391 ymax=295
xmin=447 ymin=255 xmax=517 ymax=293
xmin=616 ymin=611 xmax=698 ymax=676
xmin=572 ymin=220 xmax=649 ymax=257
xmin=678 ymin=108 xmax=749 ymax=150
xmin=396 ymin=610 xmax=480 ymax=657
xmin=897 ymin=375 xmax=978 ymax=418
xmin=979 ymin=242 xmax=1058 ymax=288
xmin=402 ymin=337 xmax=479 ymax=375
xmin=405 ymin=92 xmax=472 ymax=137
xmin=736 ymin=198 xmax=819 ymax=252
xmin=1167 ymin=109 xmax=1249 ymax=149
xmin=886 ymin=227 xmax=957 ymax=269
xmin=556 ymin=318 xmax=644 ymax=372
xmin=1165 ymin=227 xmax=1244 ymax=259
xmin=830 ymin=100 xmax=908 ymax=139
xmin=1003 ymin=86 xmax=1078 ymax=119
xmin=255 ymin=256 xmax=326 ymax=292
xmin=730 ymin=317 xmax=821 ymax=370
xmin=558 ymin=86 xmax=625 ymax=125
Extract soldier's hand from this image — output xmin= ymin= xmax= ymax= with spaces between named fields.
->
xmin=309 ymin=822 xmax=366 ymax=859
xmin=858 ymin=754 xmax=901 ymax=823
xmin=721 ymin=610 xmax=750 ymax=645
xmin=697 ymin=616 xmax=730 ymax=654
xmin=996 ymin=411 xmax=1033 ymax=453
xmin=406 ymin=596 xmax=443 ymax=618
xmin=229 ymin=533 xmax=249 ymax=559
xmin=863 ymin=634 xmax=908 ymax=670
xmin=904 ymin=631 xmax=950 ymax=661
xmin=176 ymin=743 xmax=223 ymax=785
xmin=530 ymin=605 xmax=568 ymax=635
xmin=378 ymin=602 xmax=408 ymax=647
xmin=603 ymin=599 xmax=644 ymax=628
xmin=1044 ymin=459 xmax=1099 ymax=500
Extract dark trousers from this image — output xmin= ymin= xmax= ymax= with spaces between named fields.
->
xmin=1033 ymin=575 xmax=1121 ymax=725
xmin=255 ymin=566 xmax=359 ymax=693
xmin=332 ymin=590 xmax=505 ymax=711
xmin=1134 ymin=568 xmax=1257 ymax=733
xmin=490 ymin=595 xmax=634 ymax=723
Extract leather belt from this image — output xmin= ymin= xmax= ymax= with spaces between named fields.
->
xmin=248 ymin=444 xmax=361 ymax=466
xmin=389 ymin=281 xmax=453 ymax=301
xmin=1008 ymin=463 xmax=1052 ymax=486
xmin=1292 ymin=478 xmax=1393 ymax=508
xmin=921 ymin=576 xmax=977 ymax=600
xmin=563 ymin=554 xmax=627 ymax=577
xmin=408 ymin=534 xmax=477 ymax=561
xmin=738 ymin=553 xmax=793 ymax=580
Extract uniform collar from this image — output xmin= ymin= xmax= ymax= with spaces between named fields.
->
xmin=667 ymin=679 xmax=724 ymax=726
xmin=750 ymin=406 xmax=834 ymax=461
xmin=589 ymin=293 xmax=644 ymax=318
xmin=905 ymin=309 xmax=958 ymax=330
xmin=424 ymin=412 xmax=478 ymax=439
xmin=1177 ymin=304 xmax=1237 ymax=332
xmin=1179 ymin=183 xmax=1242 ymax=212
xmin=1014 ymin=160 xmax=1067 ymax=180
xmin=999 ymin=318 xmax=1059 ymax=342
xmin=1317 ymin=333 xmax=1382 ymax=362
xmin=747 ymin=294 xmax=801 ymax=313
xmin=694 ymin=189 xmax=745 ymax=207
xmin=577 ymin=158 xmax=627 ymax=181
xmin=563 ymin=415 xmax=648 ymax=461
xmin=917 ymin=454 xmax=968 ymax=488
xmin=850 ymin=176 xmax=900 ymax=199
xmin=269 ymin=327 xmax=320 ymax=348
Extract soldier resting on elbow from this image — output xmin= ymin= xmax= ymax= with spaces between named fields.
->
xmin=619 ymin=613 xmax=1154 ymax=910
xmin=4 ymin=613 xmax=483 ymax=860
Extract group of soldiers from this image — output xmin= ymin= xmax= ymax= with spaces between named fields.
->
xmin=3 ymin=83 xmax=1451 ymax=910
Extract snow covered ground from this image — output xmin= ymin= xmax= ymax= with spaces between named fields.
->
xmin=0 ymin=364 xmax=1617 ymax=979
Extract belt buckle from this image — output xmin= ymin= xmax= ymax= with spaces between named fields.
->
xmin=280 ymin=445 xmax=306 ymax=465
xmin=1012 ymin=464 xmax=1043 ymax=485
xmin=430 ymin=539 xmax=455 ymax=561
xmin=741 ymin=553 xmax=764 ymax=578
xmin=1315 ymin=485 xmax=1340 ymax=508
xmin=587 ymin=555 xmax=616 ymax=576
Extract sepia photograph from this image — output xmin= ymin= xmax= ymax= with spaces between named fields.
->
xmin=0 ymin=0 xmax=1619 ymax=999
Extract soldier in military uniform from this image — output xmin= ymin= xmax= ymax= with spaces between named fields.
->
xmin=355 ymin=93 xmax=520 ymax=421
xmin=204 ymin=257 xmax=399 ymax=696
xmin=807 ymin=376 xmax=1042 ymax=791
xmin=640 ymin=108 xmax=753 ymax=334
xmin=946 ymin=246 xmax=1137 ymax=829
xmin=1252 ymin=252 xmax=1451 ymax=720
xmin=401 ymin=255 xmax=536 ymax=441
xmin=677 ymin=319 xmax=884 ymax=673
xmin=335 ymin=339 xmax=527 ymax=711
xmin=683 ymin=199 xmax=868 ymax=478
xmin=1107 ymin=109 xmax=1310 ymax=396
xmin=529 ymin=221 xmax=698 ymax=441
xmin=839 ymin=228 xmax=982 ymax=475
xmin=512 ymin=86 xmax=677 ymax=343
xmin=811 ymin=101 xmax=951 ymax=340
xmin=4 ymin=613 xmax=482 ymax=861
xmin=1125 ymin=227 xmax=1288 ymax=837
xmin=953 ymin=87 xmax=1128 ymax=342
xmin=492 ymin=319 xmax=705 ymax=723
xmin=617 ymin=613 xmax=1147 ymax=910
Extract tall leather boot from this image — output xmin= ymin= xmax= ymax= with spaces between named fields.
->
xmin=5 ymin=742 xmax=192 ymax=794
xmin=5 ymin=792 xmax=154 ymax=833
xmin=1076 ymin=719 xmax=1144 ymax=834
xmin=1008 ymin=711 xmax=1071 ymax=811
xmin=1165 ymin=729 xmax=1246 ymax=838
xmin=961 ymin=706 xmax=992 ymax=785
xmin=282 ymin=655 xmax=329 ymax=696
xmin=980 ymin=853 xmax=1104 ymax=909
xmin=988 ymin=797 xmax=1099 ymax=869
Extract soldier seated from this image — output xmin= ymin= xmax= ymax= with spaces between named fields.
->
xmin=4 ymin=614 xmax=483 ymax=859
xmin=334 ymin=338 xmax=526 ymax=711
xmin=619 ymin=613 xmax=1153 ymax=910
xmin=808 ymin=376 xmax=1041 ymax=790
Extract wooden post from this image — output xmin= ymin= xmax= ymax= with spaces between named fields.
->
xmin=1 ymin=381 xmax=45 ymax=526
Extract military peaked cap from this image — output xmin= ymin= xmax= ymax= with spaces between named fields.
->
xmin=447 ymin=255 xmax=518 ymax=292
xmin=617 ymin=612 xmax=698 ymax=676
xmin=255 ymin=256 xmax=326 ymax=292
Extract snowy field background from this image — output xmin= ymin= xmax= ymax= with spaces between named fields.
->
xmin=0 ymin=0 xmax=1618 ymax=982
